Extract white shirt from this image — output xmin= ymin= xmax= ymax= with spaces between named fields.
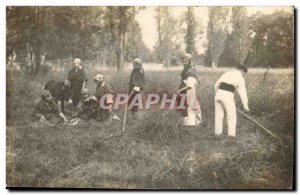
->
xmin=214 ymin=70 xmax=249 ymax=110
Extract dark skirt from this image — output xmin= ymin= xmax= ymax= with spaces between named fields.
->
xmin=128 ymin=91 xmax=146 ymax=112
xmin=70 ymin=81 xmax=83 ymax=107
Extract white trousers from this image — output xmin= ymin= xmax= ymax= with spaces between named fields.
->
xmin=214 ymin=90 xmax=236 ymax=137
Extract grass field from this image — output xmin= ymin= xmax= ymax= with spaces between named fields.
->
xmin=6 ymin=65 xmax=294 ymax=189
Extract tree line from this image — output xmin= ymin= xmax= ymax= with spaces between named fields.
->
xmin=205 ymin=7 xmax=294 ymax=68
xmin=6 ymin=6 xmax=294 ymax=74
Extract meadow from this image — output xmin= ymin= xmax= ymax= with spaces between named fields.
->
xmin=6 ymin=65 xmax=294 ymax=189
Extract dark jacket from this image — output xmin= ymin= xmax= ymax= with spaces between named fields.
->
xmin=179 ymin=65 xmax=198 ymax=89
xmin=129 ymin=67 xmax=145 ymax=93
xmin=77 ymin=96 xmax=97 ymax=121
xmin=32 ymin=99 xmax=63 ymax=124
xmin=95 ymin=83 xmax=113 ymax=121
xmin=67 ymin=67 xmax=88 ymax=106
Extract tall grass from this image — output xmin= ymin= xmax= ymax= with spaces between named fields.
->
xmin=6 ymin=65 xmax=294 ymax=189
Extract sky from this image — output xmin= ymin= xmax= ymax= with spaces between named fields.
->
xmin=135 ymin=6 xmax=293 ymax=54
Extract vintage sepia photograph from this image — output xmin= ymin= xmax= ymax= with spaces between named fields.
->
xmin=6 ymin=6 xmax=294 ymax=189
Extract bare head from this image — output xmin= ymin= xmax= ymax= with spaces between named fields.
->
xmin=181 ymin=53 xmax=192 ymax=66
xmin=74 ymin=58 xmax=81 ymax=68
xmin=133 ymin=58 xmax=143 ymax=69
xmin=41 ymin=90 xmax=52 ymax=102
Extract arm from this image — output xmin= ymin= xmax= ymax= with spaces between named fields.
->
xmin=177 ymin=86 xmax=189 ymax=93
xmin=237 ymin=77 xmax=249 ymax=110
xmin=59 ymin=112 xmax=68 ymax=123
xmin=32 ymin=103 xmax=44 ymax=120
xmin=106 ymin=93 xmax=114 ymax=113
xmin=178 ymin=76 xmax=197 ymax=93
xmin=77 ymin=101 xmax=83 ymax=112
xmin=33 ymin=113 xmax=44 ymax=120
xmin=214 ymin=78 xmax=222 ymax=91
xmin=52 ymin=101 xmax=68 ymax=122
xmin=82 ymin=81 xmax=86 ymax=91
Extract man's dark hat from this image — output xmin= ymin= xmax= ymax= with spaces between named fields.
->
xmin=236 ymin=64 xmax=248 ymax=73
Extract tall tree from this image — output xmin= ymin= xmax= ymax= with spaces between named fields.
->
xmin=229 ymin=7 xmax=253 ymax=64
xmin=104 ymin=7 xmax=140 ymax=71
xmin=154 ymin=7 xmax=177 ymax=67
xmin=7 ymin=6 xmax=51 ymax=74
xmin=207 ymin=7 xmax=231 ymax=68
xmin=125 ymin=20 xmax=152 ymax=62
xmin=247 ymin=10 xmax=294 ymax=68
xmin=185 ymin=7 xmax=197 ymax=55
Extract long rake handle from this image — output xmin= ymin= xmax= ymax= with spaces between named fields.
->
xmin=237 ymin=108 xmax=282 ymax=143
xmin=122 ymin=88 xmax=129 ymax=132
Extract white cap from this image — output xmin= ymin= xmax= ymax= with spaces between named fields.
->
xmin=133 ymin=58 xmax=143 ymax=65
xmin=74 ymin=58 xmax=81 ymax=64
xmin=94 ymin=74 xmax=104 ymax=82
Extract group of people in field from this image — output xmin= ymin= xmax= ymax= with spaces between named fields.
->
xmin=32 ymin=53 xmax=250 ymax=138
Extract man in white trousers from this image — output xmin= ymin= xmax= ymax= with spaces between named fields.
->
xmin=214 ymin=65 xmax=250 ymax=137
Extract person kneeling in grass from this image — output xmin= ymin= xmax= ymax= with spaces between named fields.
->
xmin=32 ymin=90 xmax=68 ymax=126
xmin=93 ymin=74 xmax=120 ymax=122
xmin=75 ymin=88 xmax=98 ymax=121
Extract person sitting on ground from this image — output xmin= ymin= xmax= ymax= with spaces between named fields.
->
xmin=32 ymin=90 xmax=68 ymax=125
xmin=75 ymin=88 xmax=98 ymax=121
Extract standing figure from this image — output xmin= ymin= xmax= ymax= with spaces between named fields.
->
xmin=177 ymin=53 xmax=202 ymax=126
xmin=94 ymin=74 xmax=115 ymax=122
xmin=67 ymin=58 xmax=88 ymax=116
xmin=214 ymin=64 xmax=250 ymax=137
xmin=32 ymin=90 xmax=68 ymax=125
xmin=128 ymin=58 xmax=146 ymax=116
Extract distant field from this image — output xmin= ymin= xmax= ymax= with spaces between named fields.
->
xmin=6 ymin=65 xmax=294 ymax=189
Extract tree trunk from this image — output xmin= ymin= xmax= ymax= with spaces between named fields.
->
xmin=102 ymin=57 xmax=106 ymax=71
xmin=34 ymin=6 xmax=41 ymax=75
xmin=212 ymin=58 xmax=219 ymax=68
xmin=34 ymin=46 xmax=41 ymax=74
xmin=69 ymin=54 xmax=72 ymax=69
xmin=96 ymin=53 xmax=99 ymax=66
xmin=57 ymin=58 xmax=60 ymax=73
xmin=30 ymin=52 xmax=34 ymax=74
xmin=26 ymin=42 xmax=34 ymax=74
xmin=117 ymin=29 xmax=125 ymax=71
